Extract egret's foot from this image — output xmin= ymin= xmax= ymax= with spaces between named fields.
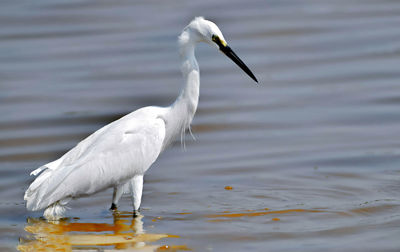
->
xmin=110 ymin=203 xmax=117 ymax=211
xmin=133 ymin=209 xmax=140 ymax=218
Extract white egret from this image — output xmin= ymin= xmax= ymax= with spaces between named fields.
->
xmin=24 ymin=17 xmax=258 ymax=220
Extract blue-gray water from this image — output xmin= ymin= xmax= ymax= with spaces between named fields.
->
xmin=1 ymin=0 xmax=400 ymax=251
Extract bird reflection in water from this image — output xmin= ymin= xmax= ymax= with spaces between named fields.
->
xmin=18 ymin=212 xmax=183 ymax=251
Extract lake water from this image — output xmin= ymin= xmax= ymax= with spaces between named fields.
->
xmin=1 ymin=0 xmax=400 ymax=251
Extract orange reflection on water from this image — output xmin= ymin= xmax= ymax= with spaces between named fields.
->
xmin=18 ymin=212 xmax=182 ymax=251
xmin=208 ymin=208 xmax=324 ymax=218
xmin=207 ymin=208 xmax=326 ymax=222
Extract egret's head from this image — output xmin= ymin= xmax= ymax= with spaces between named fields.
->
xmin=180 ymin=17 xmax=258 ymax=83
xmin=182 ymin=17 xmax=226 ymax=47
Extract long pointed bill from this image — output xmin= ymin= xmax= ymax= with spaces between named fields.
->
xmin=220 ymin=45 xmax=258 ymax=83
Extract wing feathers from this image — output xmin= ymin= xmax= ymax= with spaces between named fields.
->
xmin=25 ymin=108 xmax=166 ymax=211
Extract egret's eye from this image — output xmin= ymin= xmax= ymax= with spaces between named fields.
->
xmin=212 ymin=34 xmax=218 ymax=42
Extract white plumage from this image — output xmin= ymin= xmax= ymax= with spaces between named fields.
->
xmin=24 ymin=17 xmax=257 ymax=220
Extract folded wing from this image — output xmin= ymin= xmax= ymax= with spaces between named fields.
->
xmin=25 ymin=107 xmax=166 ymax=211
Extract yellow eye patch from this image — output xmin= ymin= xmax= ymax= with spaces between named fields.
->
xmin=220 ymin=39 xmax=227 ymax=47
xmin=212 ymin=35 xmax=227 ymax=48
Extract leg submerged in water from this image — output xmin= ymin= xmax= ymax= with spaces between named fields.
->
xmin=129 ymin=175 xmax=143 ymax=217
xmin=110 ymin=185 xmax=123 ymax=211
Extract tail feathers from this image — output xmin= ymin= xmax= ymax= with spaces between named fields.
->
xmin=43 ymin=201 xmax=70 ymax=220
xmin=24 ymin=168 xmax=53 ymax=210
xmin=29 ymin=157 xmax=63 ymax=176
xmin=27 ymin=157 xmax=64 ymax=194
xmin=25 ymin=163 xmax=75 ymax=211
xmin=24 ymin=169 xmax=52 ymax=200
xmin=30 ymin=165 xmax=47 ymax=176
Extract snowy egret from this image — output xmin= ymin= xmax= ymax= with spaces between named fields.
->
xmin=24 ymin=17 xmax=258 ymax=220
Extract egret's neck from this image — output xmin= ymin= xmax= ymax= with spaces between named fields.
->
xmin=172 ymin=40 xmax=200 ymax=126
xmin=162 ymin=38 xmax=200 ymax=149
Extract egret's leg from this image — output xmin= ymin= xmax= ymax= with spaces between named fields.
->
xmin=110 ymin=185 xmax=123 ymax=210
xmin=129 ymin=175 xmax=143 ymax=217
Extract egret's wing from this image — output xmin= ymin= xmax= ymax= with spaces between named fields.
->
xmin=29 ymin=123 xmax=112 ymax=176
xmin=26 ymin=111 xmax=166 ymax=211
xmin=26 ymin=121 xmax=115 ymax=196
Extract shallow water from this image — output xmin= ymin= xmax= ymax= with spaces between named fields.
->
xmin=1 ymin=0 xmax=400 ymax=251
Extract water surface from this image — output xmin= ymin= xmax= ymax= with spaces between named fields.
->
xmin=1 ymin=0 xmax=400 ymax=251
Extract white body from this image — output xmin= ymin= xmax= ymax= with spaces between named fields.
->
xmin=24 ymin=17 xmax=255 ymax=220
xmin=24 ymin=17 xmax=208 ymax=220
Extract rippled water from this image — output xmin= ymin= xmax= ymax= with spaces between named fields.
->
xmin=1 ymin=0 xmax=400 ymax=251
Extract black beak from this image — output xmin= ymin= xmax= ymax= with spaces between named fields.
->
xmin=220 ymin=45 xmax=258 ymax=83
